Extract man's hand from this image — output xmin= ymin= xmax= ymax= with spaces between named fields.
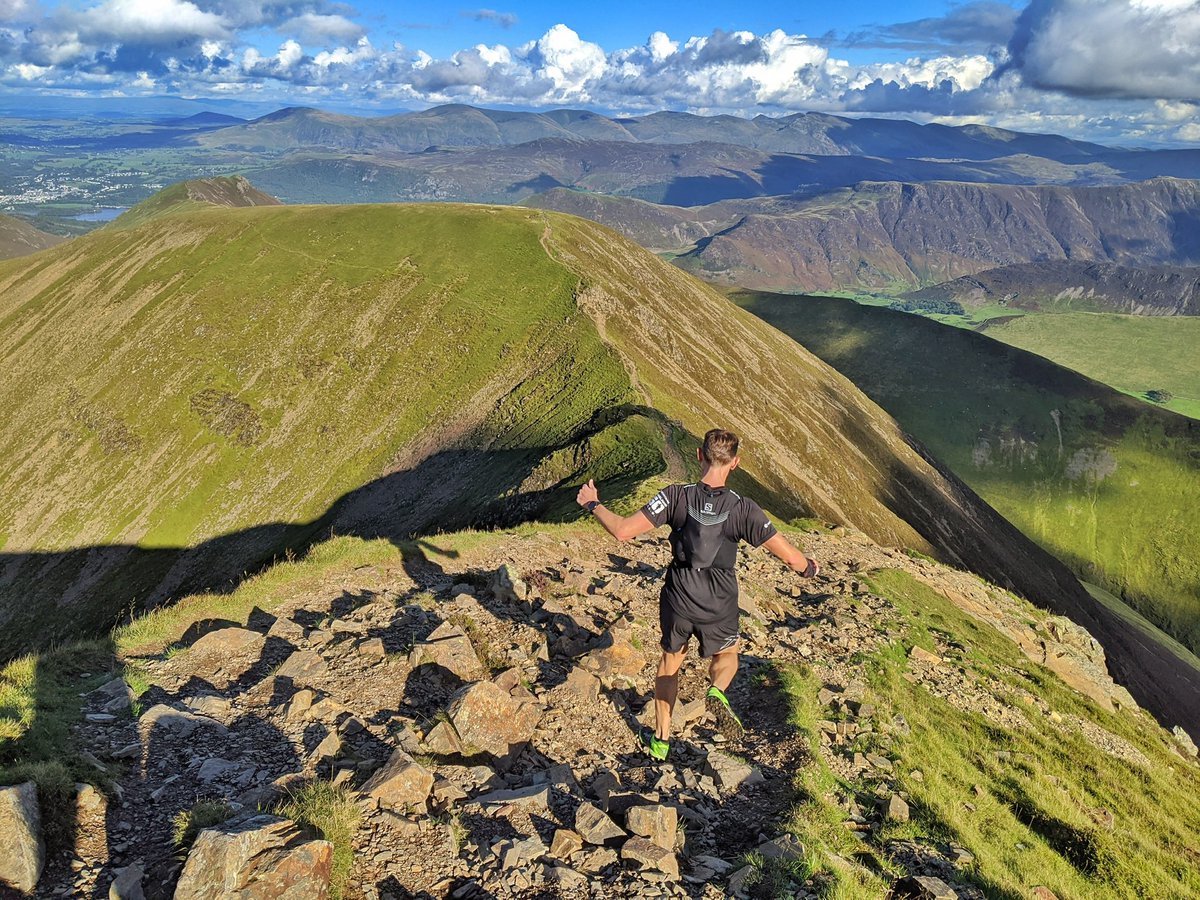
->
xmin=576 ymin=479 xmax=600 ymax=508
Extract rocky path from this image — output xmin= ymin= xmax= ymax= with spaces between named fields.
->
xmin=12 ymin=525 xmax=1177 ymax=900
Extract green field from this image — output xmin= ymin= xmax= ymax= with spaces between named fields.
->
xmin=737 ymin=291 xmax=1200 ymax=657
xmin=982 ymin=313 xmax=1200 ymax=420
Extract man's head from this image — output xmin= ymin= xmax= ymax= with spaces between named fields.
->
xmin=699 ymin=428 xmax=740 ymax=471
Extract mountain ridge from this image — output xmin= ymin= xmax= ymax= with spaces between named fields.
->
xmin=0 ymin=184 xmax=1092 ymax=656
xmin=198 ymin=103 xmax=1112 ymax=160
xmin=529 ymin=178 xmax=1200 ymax=292
xmin=903 ymin=261 xmax=1200 ymax=315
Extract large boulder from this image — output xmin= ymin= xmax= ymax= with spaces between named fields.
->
xmin=626 ymin=804 xmax=677 ymax=851
xmin=446 ymin=681 xmax=540 ymax=764
xmin=574 ymin=801 xmax=625 ymax=845
xmin=174 ymin=815 xmax=332 ymax=899
xmin=408 ymin=622 xmax=483 ymax=680
xmin=579 ymin=622 xmax=645 ymax=689
xmin=360 ymin=749 xmax=434 ymax=810
xmin=0 ymin=781 xmax=43 ymax=892
xmin=185 ymin=628 xmax=267 ymax=687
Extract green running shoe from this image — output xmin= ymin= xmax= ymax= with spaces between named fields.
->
xmin=706 ymin=686 xmax=745 ymax=739
xmin=641 ymin=730 xmax=670 ymax=762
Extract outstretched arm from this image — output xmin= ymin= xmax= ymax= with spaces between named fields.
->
xmin=576 ymin=479 xmax=656 ymax=542
xmin=762 ymin=532 xmax=820 ymax=578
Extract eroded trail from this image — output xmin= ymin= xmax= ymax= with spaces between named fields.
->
xmin=50 ymin=524 xmax=1196 ymax=900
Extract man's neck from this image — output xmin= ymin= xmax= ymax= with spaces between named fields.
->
xmin=699 ymin=465 xmax=730 ymax=488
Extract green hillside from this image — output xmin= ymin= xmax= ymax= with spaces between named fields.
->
xmin=736 ymin=292 xmax=1200 ymax=657
xmin=0 ymin=181 xmax=1100 ymax=665
xmin=980 ymin=313 xmax=1200 ymax=420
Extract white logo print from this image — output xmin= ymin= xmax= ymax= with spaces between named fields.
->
xmin=703 ymin=503 xmax=714 ymax=514
xmin=648 ymin=493 xmax=667 ymax=515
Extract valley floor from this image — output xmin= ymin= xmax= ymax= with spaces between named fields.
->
xmin=3 ymin=523 xmax=1199 ymax=899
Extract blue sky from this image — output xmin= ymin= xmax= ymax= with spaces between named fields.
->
xmin=368 ymin=1 xmax=1000 ymax=64
xmin=1 ymin=1 xmax=1198 ymax=144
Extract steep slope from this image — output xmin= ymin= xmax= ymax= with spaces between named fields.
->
xmin=0 ymin=212 xmax=64 ymax=259
xmin=0 ymin=184 xmax=1090 ymax=662
xmin=736 ymin=291 xmax=1200 ymax=665
xmin=905 ymin=261 xmax=1200 ymax=315
xmin=682 ymin=178 xmax=1200 ymax=291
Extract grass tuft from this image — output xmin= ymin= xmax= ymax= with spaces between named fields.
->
xmin=275 ymin=780 xmax=361 ymax=899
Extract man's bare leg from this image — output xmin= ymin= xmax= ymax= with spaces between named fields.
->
xmin=709 ymin=646 xmax=739 ymax=692
xmin=655 ymin=649 xmax=686 ymax=742
xmin=705 ymin=644 xmax=745 ymax=738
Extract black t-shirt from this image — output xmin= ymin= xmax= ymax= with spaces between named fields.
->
xmin=640 ymin=482 xmax=777 ymax=623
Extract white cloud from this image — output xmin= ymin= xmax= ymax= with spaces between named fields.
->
xmin=276 ymin=39 xmax=302 ymax=70
xmin=520 ymin=24 xmax=606 ymax=98
xmin=0 ymin=0 xmax=32 ymax=21
xmin=1007 ymin=0 xmax=1200 ymax=100
xmin=281 ymin=13 xmax=364 ymax=45
xmin=855 ymin=55 xmax=995 ymax=93
xmin=79 ymin=0 xmax=229 ymax=43
xmin=313 ymin=36 xmax=375 ymax=69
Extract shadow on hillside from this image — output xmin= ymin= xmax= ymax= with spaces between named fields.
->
xmin=0 ymin=405 xmax=659 ymax=659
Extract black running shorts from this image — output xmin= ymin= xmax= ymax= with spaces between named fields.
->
xmin=659 ymin=601 xmax=740 ymax=658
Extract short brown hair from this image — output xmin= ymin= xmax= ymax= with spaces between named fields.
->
xmin=701 ymin=428 xmax=740 ymax=465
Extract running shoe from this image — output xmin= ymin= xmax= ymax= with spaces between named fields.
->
xmin=706 ymin=685 xmax=745 ymax=739
xmin=640 ymin=730 xmax=671 ymax=762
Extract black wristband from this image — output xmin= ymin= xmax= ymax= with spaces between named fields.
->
xmin=586 ymin=500 xmax=600 ymax=512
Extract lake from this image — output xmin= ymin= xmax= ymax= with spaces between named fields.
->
xmin=73 ymin=207 xmax=127 ymax=222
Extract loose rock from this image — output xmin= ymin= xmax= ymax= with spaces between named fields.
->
xmin=0 ymin=781 xmax=43 ymax=893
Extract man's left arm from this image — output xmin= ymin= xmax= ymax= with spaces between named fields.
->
xmin=740 ymin=500 xmax=819 ymax=578
xmin=576 ymin=479 xmax=656 ymax=542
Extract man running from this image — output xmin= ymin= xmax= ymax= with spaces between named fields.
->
xmin=576 ymin=428 xmax=819 ymax=761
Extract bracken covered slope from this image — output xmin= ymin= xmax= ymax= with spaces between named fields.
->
xmin=0 ymin=212 xmax=64 ymax=259
xmin=0 ymin=182 xmax=1100 ymax=671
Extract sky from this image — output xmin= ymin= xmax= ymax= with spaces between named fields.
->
xmin=2 ymin=0 xmax=1199 ymax=144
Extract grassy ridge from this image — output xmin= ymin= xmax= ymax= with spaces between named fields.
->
xmin=0 ymin=201 xmax=660 ymax=652
xmin=736 ymin=292 xmax=1200 ymax=656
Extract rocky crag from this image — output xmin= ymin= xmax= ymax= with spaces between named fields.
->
xmin=4 ymin=524 xmax=1197 ymax=899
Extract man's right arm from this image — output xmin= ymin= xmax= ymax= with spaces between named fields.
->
xmin=576 ymin=479 xmax=657 ymax=542
xmin=762 ymin=532 xmax=820 ymax=578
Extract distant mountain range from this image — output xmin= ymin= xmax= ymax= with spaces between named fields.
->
xmin=530 ymin=178 xmax=1200 ymax=292
xmin=198 ymin=104 xmax=1114 ymax=160
xmin=904 ymin=261 xmax=1200 ymax=316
